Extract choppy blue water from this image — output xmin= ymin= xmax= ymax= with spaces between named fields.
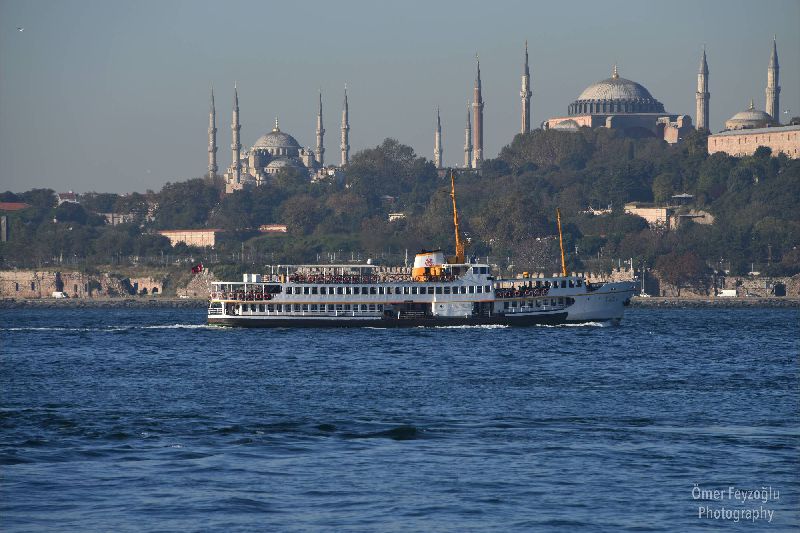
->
xmin=1 ymin=307 xmax=798 ymax=532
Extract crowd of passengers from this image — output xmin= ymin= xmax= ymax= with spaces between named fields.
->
xmin=495 ymin=286 xmax=550 ymax=299
xmin=211 ymin=290 xmax=273 ymax=301
xmin=287 ymin=273 xmax=412 ymax=284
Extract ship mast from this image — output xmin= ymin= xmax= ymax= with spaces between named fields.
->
xmin=450 ymin=170 xmax=465 ymax=264
xmin=556 ymin=208 xmax=567 ymax=277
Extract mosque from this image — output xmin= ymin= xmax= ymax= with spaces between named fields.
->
xmin=204 ymin=38 xmax=795 ymax=193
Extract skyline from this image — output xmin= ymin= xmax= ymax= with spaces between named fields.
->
xmin=1 ymin=0 xmax=799 ymax=193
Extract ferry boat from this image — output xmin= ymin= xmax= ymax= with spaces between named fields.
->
xmin=207 ymin=174 xmax=635 ymax=328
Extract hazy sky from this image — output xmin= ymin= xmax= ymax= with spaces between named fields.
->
xmin=1 ymin=0 xmax=798 ymax=193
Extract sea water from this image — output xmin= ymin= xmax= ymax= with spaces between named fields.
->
xmin=1 ymin=307 xmax=798 ymax=531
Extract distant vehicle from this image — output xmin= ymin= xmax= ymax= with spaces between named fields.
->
xmin=718 ymin=289 xmax=737 ymax=297
xmin=51 ymin=291 xmax=68 ymax=299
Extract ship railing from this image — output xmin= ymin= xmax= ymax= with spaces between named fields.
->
xmin=210 ymin=291 xmax=275 ymax=301
xmin=208 ymin=307 xmax=224 ymax=315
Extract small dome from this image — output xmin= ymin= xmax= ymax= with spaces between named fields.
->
xmin=551 ymin=119 xmax=581 ymax=131
xmin=264 ymin=157 xmax=302 ymax=174
xmin=725 ymin=100 xmax=773 ymax=130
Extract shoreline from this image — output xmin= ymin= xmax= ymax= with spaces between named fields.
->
xmin=1 ymin=296 xmax=798 ymax=309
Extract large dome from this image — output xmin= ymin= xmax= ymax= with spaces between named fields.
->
xmin=578 ymin=76 xmax=655 ymax=101
xmin=253 ymin=119 xmax=301 ymax=151
xmin=725 ymin=100 xmax=773 ymax=130
xmin=568 ymin=66 xmax=665 ymax=116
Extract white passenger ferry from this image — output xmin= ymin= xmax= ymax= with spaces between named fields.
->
xmin=207 ymin=174 xmax=635 ymax=328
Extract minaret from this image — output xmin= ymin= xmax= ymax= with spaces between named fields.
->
xmin=695 ymin=47 xmax=710 ymax=131
xmin=316 ymin=90 xmax=325 ymax=166
xmin=520 ymin=41 xmax=532 ymax=134
xmin=231 ymin=83 xmax=241 ymax=185
xmin=434 ymin=106 xmax=443 ymax=169
xmin=340 ymin=85 xmax=350 ymax=166
xmin=472 ymin=55 xmax=484 ymax=169
xmin=766 ymin=37 xmax=780 ymax=124
xmin=464 ymin=103 xmax=472 ymax=168
xmin=208 ymin=87 xmax=218 ymax=178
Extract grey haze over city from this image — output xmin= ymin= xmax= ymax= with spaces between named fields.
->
xmin=0 ymin=0 xmax=798 ymax=193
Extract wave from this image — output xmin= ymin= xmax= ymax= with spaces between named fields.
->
xmin=536 ymin=321 xmax=611 ymax=328
xmin=3 ymin=324 xmax=212 ymax=332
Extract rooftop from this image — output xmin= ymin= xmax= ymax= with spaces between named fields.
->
xmin=711 ymin=124 xmax=800 ymax=137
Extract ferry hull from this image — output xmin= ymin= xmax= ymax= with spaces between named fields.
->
xmin=208 ymin=312 xmax=570 ymax=328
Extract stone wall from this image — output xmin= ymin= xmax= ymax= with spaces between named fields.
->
xmin=707 ymin=126 xmax=800 ymax=158
xmin=0 ymin=270 xmax=166 ymax=299
xmin=177 ymin=270 xmax=218 ymax=298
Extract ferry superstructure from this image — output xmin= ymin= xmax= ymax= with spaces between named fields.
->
xmin=207 ymin=173 xmax=635 ymax=327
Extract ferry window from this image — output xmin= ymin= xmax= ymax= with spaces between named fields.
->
xmin=477 ymin=286 xmax=483 ymax=293
xmin=310 ymin=304 xmax=318 ymax=311
xmin=368 ymin=304 xmax=376 ymax=311
xmin=558 ymin=297 xmax=564 ymax=305
xmin=335 ymin=304 xmax=343 ymax=311
xmin=377 ymin=305 xmax=383 ymax=311
xmin=337 ymin=287 xmax=343 ymax=295
xmin=345 ymin=287 xmax=351 ymax=295
xmin=319 ymin=287 xmax=326 ymax=295
xmin=568 ymin=280 xmax=574 ymax=288
xmin=302 ymin=287 xmax=308 ymax=294
xmin=535 ymin=300 xmax=540 ymax=307
xmin=362 ymin=287 xmax=368 ymax=294
xmin=386 ymin=287 xmax=393 ymax=295
xmin=512 ymin=301 xmax=517 ymax=308
xmin=444 ymin=287 xmax=451 ymax=294
xmin=435 ymin=286 xmax=443 ymax=294
xmin=461 ymin=286 xmax=467 ymax=294
xmin=561 ymin=280 xmax=567 ymax=288
xmin=312 ymin=286 xmax=318 ymax=294
xmin=378 ymin=287 xmax=384 ymax=295
xmin=576 ymin=280 xmax=582 ymax=287
xmin=259 ymin=304 xmax=265 ymax=312
xmin=370 ymin=287 xmax=377 ymax=295
xmin=551 ymin=299 xmax=556 ymax=306
xmin=485 ymin=285 xmax=490 ymax=292
xmin=294 ymin=304 xmax=302 ymax=312
xmin=301 ymin=304 xmax=308 ymax=311
xmin=268 ymin=304 xmax=274 ymax=312
xmin=344 ymin=304 xmax=351 ymax=311
xmin=403 ymin=286 xmax=410 ymax=295
xmin=411 ymin=287 xmax=417 ymax=294
xmin=535 ymin=281 xmax=541 ymax=288
xmin=250 ymin=304 xmax=256 ymax=312
xmin=353 ymin=287 xmax=360 ymax=295
xmin=327 ymin=304 xmax=335 ymax=311
xmin=504 ymin=302 xmax=510 ymax=309
xmin=360 ymin=305 xmax=367 ymax=311
xmin=286 ymin=287 xmax=292 ymax=295
xmin=469 ymin=286 xmax=474 ymax=294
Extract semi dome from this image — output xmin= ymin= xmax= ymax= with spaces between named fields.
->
xmin=264 ymin=157 xmax=302 ymax=174
xmin=725 ymin=100 xmax=773 ymax=130
xmin=568 ymin=66 xmax=665 ymax=116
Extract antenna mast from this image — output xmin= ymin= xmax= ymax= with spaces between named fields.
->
xmin=556 ymin=208 xmax=567 ymax=277
xmin=450 ymin=171 xmax=465 ymax=264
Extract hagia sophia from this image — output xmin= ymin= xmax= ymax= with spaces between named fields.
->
xmin=206 ymin=38 xmax=797 ymax=194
